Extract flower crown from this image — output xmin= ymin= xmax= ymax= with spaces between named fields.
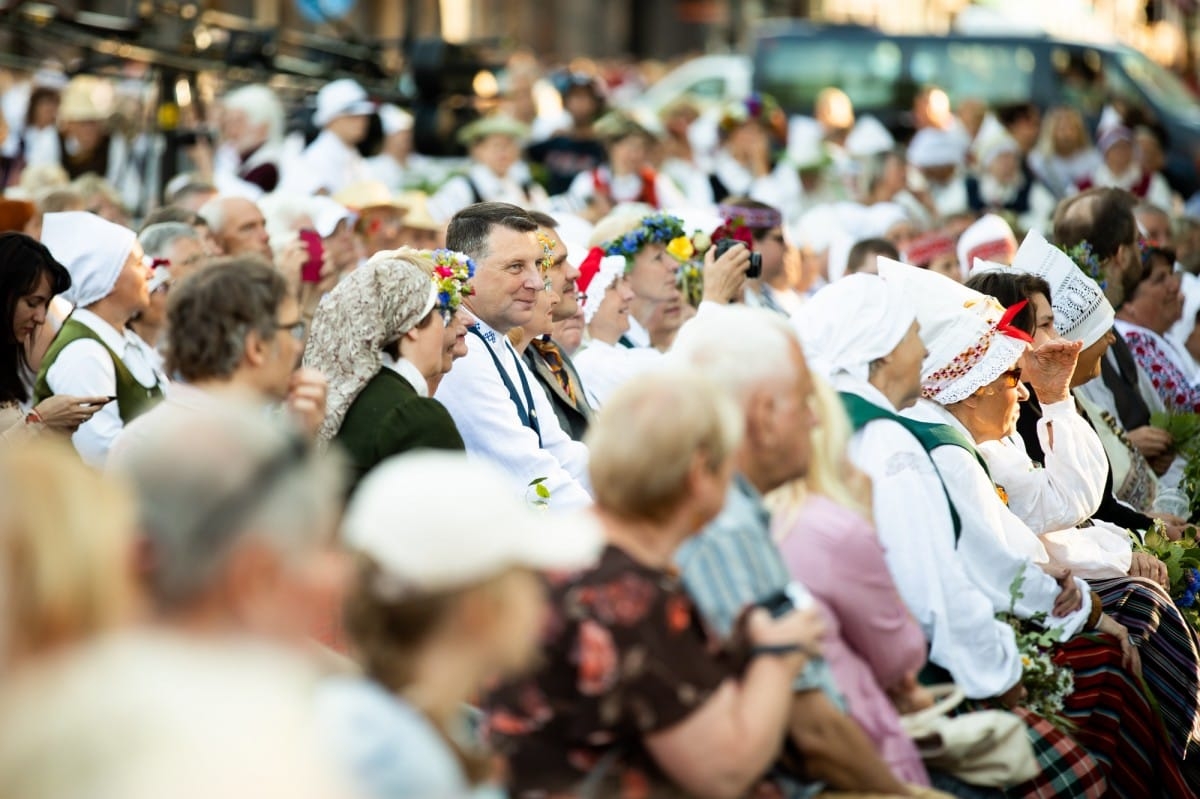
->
xmin=425 ymin=248 xmax=476 ymax=317
xmin=719 ymin=93 xmax=783 ymax=134
xmin=1058 ymin=240 xmax=1107 ymax=291
xmin=536 ymin=232 xmax=557 ymax=273
xmin=600 ymin=212 xmax=686 ymax=262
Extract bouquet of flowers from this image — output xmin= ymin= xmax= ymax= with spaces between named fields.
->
xmin=666 ymin=231 xmax=713 ymax=308
xmin=1137 ymin=520 xmax=1200 ymax=629
xmin=998 ymin=571 xmax=1075 ymax=728
xmin=1150 ymin=410 xmax=1200 ymax=517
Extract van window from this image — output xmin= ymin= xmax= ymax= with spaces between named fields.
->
xmin=756 ymin=37 xmax=902 ymax=112
xmin=1049 ymin=47 xmax=1107 ymax=117
xmin=909 ymin=42 xmax=1036 ymax=105
xmin=1115 ymin=49 xmax=1200 ymax=123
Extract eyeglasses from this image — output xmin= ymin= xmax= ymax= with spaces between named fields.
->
xmin=1000 ymin=367 xmax=1023 ymax=389
xmin=276 ymin=319 xmax=307 ymax=340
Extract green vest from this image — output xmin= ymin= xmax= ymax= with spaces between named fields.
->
xmin=842 ymin=391 xmax=994 ymax=687
xmin=35 ymin=317 xmax=165 ymax=424
xmin=840 ymin=391 xmax=993 ymax=544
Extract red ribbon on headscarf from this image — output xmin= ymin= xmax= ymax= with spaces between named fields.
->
xmin=997 ymin=299 xmax=1034 ymax=343
xmin=576 ymin=246 xmax=605 ymax=297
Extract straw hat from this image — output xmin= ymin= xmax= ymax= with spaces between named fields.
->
xmin=333 ymin=181 xmax=407 ymax=213
xmin=456 ymin=115 xmax=530 ymax=147
xmin=58 ymin=76 xmax=114 ymax=124
xmin=396 ymin=191 xmax=441 ymax=231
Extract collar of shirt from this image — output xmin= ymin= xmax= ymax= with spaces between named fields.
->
xmin=830 ymin=374 xmax=899 ymax=413
xmin=904 ymin=397 xmax=974 ymax=439
xmin=624 ymin=315 xmax=651 ymax=348
xmin=71 ymin=309 xmax=164 ymax=388
xmin=468 ymin=162 xmax=525 ymax=196
xmin=383 ymin=355 xmax=430 ymax=398
xmin=731 ymin=472 xmax=771 ymax=531
xmin=310 ymin=130 xmax=359 ymax=165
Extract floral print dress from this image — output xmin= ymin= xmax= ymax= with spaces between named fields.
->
xmin=483 ymin=545 xmax=776 ymax=799
xmin=1118 ymin=324 xmax=1200 ymax=413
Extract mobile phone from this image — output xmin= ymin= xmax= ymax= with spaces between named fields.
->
xmin=758 ymin=589 xmax=795 ymax=619
xmin=298 ymin=229 xmax=324 ymax=283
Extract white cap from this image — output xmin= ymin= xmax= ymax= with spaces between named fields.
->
xmin=378 ymin=103 xmax=413 ymax=137
xmin=845 ymin=115 xmax=895 ymax=158
xmin=342 ymin=452 xmax=603 ymax=597
xmin=907 ymin=127 xmax=967 ymax=169
xmin=786 ymin=116 xmax=827 ymax=170
xmin=308 ymin=196 xmax=358 ymax=238
xmin=312 ymin=79 xmax=376 ymax=128
xmin=1007 ymin=230 xmax=1115 ymax=348
xmin=877 ymin=257 xmax=1029 ymax=405
xmin=42 ymin=211 xmax=136 ymax=308
xmin=958 ymin=214 xmax=1017 ymax=279
xmin=796 ymin=273 xmax=916 ymax=382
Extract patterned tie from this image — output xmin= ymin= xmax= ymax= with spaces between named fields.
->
xmin=530 ymin=338 xmax=578 ymax=404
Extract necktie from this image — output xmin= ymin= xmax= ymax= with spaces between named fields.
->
xmin=531 ymin=339 xmax=578 ymax=404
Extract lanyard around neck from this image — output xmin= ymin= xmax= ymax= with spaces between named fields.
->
xmin=467 ymin=326 xmax=542 ymax=446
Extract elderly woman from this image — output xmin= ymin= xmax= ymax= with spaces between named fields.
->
xmin=317 ymin=451 xmax=600 ymax=799
xmin=968 ymin=242 xmax=1200 ymax=782
xmin=798 ymin=274 xmax=1107 ymax=798
xmin=569 ymin=250 xmax=661 ymax=408
xmin=303 ymin=248 xmax=464 ymax=492
xmin=485 ymin=370 xmax=825 ymax=799
xmin=1113 ymin=245 xmax=1199 ymax=412
xmin=878 ymin=258 xmax=1193 ymax=796
xmin=34 ymin=211 xmax=166 ymax=465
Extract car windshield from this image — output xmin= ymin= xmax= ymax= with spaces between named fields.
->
xmin=909 ymin=41 xmax=1037 ymax=106
xmin=1116 ymin=49 xmax=1200 ymax=122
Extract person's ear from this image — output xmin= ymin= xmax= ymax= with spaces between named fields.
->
xmin=243 ymin=329 xmax=268 ymax=368
xmin=745 ymin=388 xmax=777 ymax=445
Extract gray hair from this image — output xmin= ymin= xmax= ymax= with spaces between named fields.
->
xmin=139 ymin=222 xmax=199 ymax=258
xmin=109 ymin=402 xmax=344 ymax=611
xmin=221 ymin=84 xmax=286 ymax=145
xmin=668 ymin=305 xmax=799 ymax=405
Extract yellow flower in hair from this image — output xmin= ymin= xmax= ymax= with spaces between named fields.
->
xmin=666 ymin=235 xmax=695 ymax=262
xmin=536 ymin=233 xmax=556 ymax=274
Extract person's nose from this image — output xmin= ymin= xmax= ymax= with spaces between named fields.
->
xmin=521 ymin=267 xmax=542 ymax=291
xmin=1017 ymin=381 xmax=1030 ymax=401
xmin=31 ymin=305 xmax=46 ymax=325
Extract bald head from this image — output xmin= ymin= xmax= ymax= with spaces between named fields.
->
xmin=199 ymin=197 xmax=271 ymax=260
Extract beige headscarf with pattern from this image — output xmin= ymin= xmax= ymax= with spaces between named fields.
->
xmin=304 ymin=248 xmax=437 ymax=443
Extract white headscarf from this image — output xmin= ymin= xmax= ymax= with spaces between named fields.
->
xmin=795 ymin=273 xmax=916 ymax=381
xmin=1007 ymin=230 xmax=1115 ymax=348
xmin=41 ymin=211 xmax=136 ymax=308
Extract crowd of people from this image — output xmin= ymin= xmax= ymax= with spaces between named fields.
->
xmin=8 ymin=54 xmax=1200 ymax=799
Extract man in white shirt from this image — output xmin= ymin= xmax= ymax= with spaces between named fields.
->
xmin=281 ymin=79 xmax=375 ymax=197
xmin=434 ymin=202 xmax=592 ymax=509
xmin=35 ymin=211 xmax=167 ymax=466
xmin=426 ymin=117 xmax=548 ymax=223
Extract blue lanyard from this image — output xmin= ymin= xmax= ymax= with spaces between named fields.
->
xmin=467 ymin=326 xmax=542 ymax=446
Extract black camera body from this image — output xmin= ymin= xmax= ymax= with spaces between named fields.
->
xmin=714 ymin=237 xmax=763 ymax=279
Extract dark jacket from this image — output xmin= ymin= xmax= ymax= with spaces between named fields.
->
xmin=335 ymin=368 xmax=464 ymax=493
xmin=524 ymin=341 xmax=595 ymax=442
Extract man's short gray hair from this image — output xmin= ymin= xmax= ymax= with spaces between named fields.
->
xmin=109 ymin=402 xmax=344 ymax=611
xmin=668 ymin=305 xmax=799 ymax=404
xmin=139 ymin=222 xmax=199 ymax=258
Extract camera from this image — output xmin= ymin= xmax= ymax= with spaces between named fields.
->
xmin=714 ymin=237 xmax=763 ymax=280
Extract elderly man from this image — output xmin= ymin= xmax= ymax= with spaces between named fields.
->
xmin=670 ymin=305 xmax=952 ymax=798
xmin=138 ymin=221 xmax=208 ymax=283
xmin=199 ymin=196 xmax=272 ymax=260
xmin=109 ymin=400 xmax=345 ymax=651
xmin=434 ymin=202 xmax=592 ymax=509
xmin=213 ymin=83 xmax=286 ymax=196
xmin=35 ymin=211 xmax=167 ymax=466
xmin=108 ymin=258 xmax=327 ymax=461
xmin=523 ymin=210 xmax=594 ymax=440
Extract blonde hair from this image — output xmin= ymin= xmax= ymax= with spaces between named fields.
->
xmin=0 ymin=440 xmax=136 ymax=665
xmin=765 ymin=372 xmax=873 ymax=523
xmin=587 ymin=368 xmax=743 ymax=522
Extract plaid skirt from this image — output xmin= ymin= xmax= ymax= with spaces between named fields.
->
xmin=954 ymin=704 xmax=1106 ymax=799
xmin=1090 ymin=576 xmax=1200 ymax=760
xmin=1053 ymin=632 xmax=1195 ymax=799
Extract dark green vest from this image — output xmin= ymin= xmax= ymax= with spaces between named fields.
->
xmin=840 ymin=391 xmax=993 ymax=544
xmin=34 ymin=317 xmax=165 ymax=423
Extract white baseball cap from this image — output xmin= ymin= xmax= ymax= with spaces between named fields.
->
xmin=342 ymin=452 xmax=603 ymax=596
xmin=312 ymin=79 xmax=376 ymax=128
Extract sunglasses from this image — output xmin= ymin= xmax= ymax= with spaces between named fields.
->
xmin=1000 ymin=367 xmax=1023 ymax=389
